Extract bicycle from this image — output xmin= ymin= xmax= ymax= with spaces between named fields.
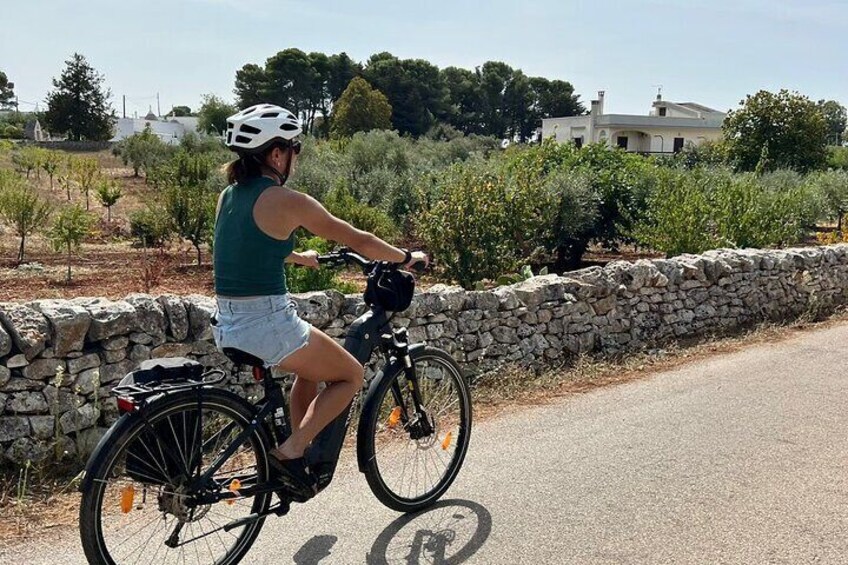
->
xmin=78 ymin=249 xmax=473 ymax=564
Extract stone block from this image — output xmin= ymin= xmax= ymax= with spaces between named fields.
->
xmin=0 ymin=303 xmax=50 ymax=360
xmin=77 ymin=298 xmax=137 ymax=341
xmin=157 ymin=294 xmax=189 ymax=341
xmin=67 ymin=352 xmax=100 ymax=375
xmin=185 ymin=294 xmax=216 ymax=340
xmin=22 ymin=358 xmax=65 ymax=380
xmin=59 ymin=403 xmax=100 ymax=434
xmin=0 ymin=416 xmax=30 ymax=442
xmin=28 ymin=299 xmax=91 ymax=356
xmin=125 ymin=294 xmax=167 ymax=339
xmin=5 ymin=391 xmax=48 ymax=414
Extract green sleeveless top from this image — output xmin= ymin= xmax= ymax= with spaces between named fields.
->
xmin=213 ymin=176 xmax=295 ymax=296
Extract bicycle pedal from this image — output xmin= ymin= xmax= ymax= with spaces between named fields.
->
xmin=273 ymin=499 xmax=291 ymax=516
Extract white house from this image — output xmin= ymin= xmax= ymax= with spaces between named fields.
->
xmin=542 ymin=91 xmax=726 ymax=154
xmin=110 ymin=111 xmax=201 ymax=145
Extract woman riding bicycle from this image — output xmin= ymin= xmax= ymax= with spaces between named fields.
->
xmin=212 ymin=104 xmax=427 ymax=476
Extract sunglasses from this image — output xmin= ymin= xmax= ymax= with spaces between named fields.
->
xmin=290 ymin=140 xmax=302 ymax=155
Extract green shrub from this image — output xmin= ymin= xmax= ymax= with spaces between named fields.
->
xmin=285 ymin=236 xmax=357 ymax=294
xmin=808 ymin=169 xmax=848 ymax=229
xmin=323 ymin=184 xmax=399 ymax=242
xmin=417 ymin=161 xmax=526 ymax=288
xmin=827 ymin=146 xmax=848 ymax=170
xmin=115 ymin=126 xmax=172 ymax=178
xmin=129 ymin=206 xmax=172 ymax=247
xmin=634 ymin=167 xmax=819 ymax=257
xmin=632 ymin=169 xmax=718 ymax=256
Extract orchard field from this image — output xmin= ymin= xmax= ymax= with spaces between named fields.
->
xmin=1 ymin=124 xmax=847 ymax=303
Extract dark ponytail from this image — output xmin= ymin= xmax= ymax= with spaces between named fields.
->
xmin=223 ymin=141 xmax=289 ymax=185
xmin=224 ymin=154 xmax=263 ymax=185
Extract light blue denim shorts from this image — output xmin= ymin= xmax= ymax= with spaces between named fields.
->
xmin=211 ymin=295 xmax=311 ymax=367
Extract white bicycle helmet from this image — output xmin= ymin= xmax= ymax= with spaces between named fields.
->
xmin=225 ymin=104 xmax=302 ymax=154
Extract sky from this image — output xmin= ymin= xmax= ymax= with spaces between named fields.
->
xmin=2 ymin=0 xmax=846 ymax=118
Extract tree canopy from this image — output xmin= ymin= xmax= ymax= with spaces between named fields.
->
xmin=331 ymin=77 xmax=392 ymax=138
xmin=723 ymin=89 xmax=829 ymax=173
xmin=0 ymin=71 xmax=14 ymax=110
xmin=44 ymin=53 xmax=115 ymax=141
xmin=197 ymin=94 xmax=236 ymax=135
xmin=170 ymin=105 xmax=192 ymax=117
xmin=234 ymin=48 xmax=584 ymax=139
xmin=817 ymin=99 xmax=847 ymax=145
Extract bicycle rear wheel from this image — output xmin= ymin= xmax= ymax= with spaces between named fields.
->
xmin=80 ymin=389 xmax=272 ymax=565
xmin=359 ymin=346 xmax=472 ymax=513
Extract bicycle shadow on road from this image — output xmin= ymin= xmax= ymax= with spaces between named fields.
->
xmin=291 ymin=499 xmax=492 ymax=564
xmin=365 ymin=499 xmax=492 ymax=565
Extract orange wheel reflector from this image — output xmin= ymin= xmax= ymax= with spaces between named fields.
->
xmin=227 ymin=479 xmax=241 ymax=505
xmin=441 ymin=432 xmax=452 ymax=450
xmin=120 ymin=485 xmax=135 ymax=514
xmin=388 ymin=407 xmax=402 ymax=427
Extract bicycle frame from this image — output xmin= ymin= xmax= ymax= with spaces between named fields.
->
xmin=189 ymin=304 xmax=428 ymax=504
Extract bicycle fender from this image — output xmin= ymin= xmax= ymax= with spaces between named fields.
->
xmin=79 ymin=411 xmax=136 ymax=492
xmin=356 ymin=343 xmax=426 ymax=473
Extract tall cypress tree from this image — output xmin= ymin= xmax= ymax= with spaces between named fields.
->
xmin=45 ymin=53 xmax=115 ymax=141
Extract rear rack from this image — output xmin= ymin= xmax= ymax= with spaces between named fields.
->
xmin=112 ymin=368 xmax=228 ymax=403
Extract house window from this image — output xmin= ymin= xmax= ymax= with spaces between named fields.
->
xmin=673 ymin=137 xmax=685 ymax=153
xmin=573 ymin=136 xmax=583 ymax=149
xmin=617 ymin=136 xmax=628 ymax=150
xmin=658 ymin=107 xmax=667 ymax=117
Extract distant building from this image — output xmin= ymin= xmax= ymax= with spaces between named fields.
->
xmin=110 ymin=112 xmax=202 ymax=145
xmin=23 ymin=119 xmax=45 ymax=142
xmin=542 ymin=91 xmax=726 ymax=154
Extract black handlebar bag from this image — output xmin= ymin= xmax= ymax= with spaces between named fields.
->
xmin=122 ymin=358 xmax=204 ymax=484
xmin=364 ymin=266 xmax=415 ymax=312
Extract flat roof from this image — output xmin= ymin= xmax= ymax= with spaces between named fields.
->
xmin=544 ymin=114 xmax=724 ymax=129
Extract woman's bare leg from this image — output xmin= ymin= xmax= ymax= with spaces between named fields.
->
xmin=271 ymin=327 xmax=363 ymax=460
xmin=290 ymin=377 xmax=318 ymax=430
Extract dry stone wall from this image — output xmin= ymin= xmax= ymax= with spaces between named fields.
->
xmin=2 ymin=245 xmax=848 ymax=466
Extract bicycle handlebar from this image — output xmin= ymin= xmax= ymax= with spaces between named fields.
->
xmin=316 ymin=248 xmax=426 ymax=273
xmin=316 ymin=248 xmax=370 ymax=269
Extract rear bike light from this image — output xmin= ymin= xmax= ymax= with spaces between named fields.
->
xmin=252 ymin=367 xmax=263 ymax=382
xmin=116 ymin=397 xmax=135 ymax=414
xmin=120 ymin=485 xmax=135 ymax=513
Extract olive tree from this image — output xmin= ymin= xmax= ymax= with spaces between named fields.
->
xmin=48 ymin=205 xmax=95 ymax=282
xmin=0 ymin=174 xmax=52 ymax=263
xmin=94 ymin=177 xmax=122 ymax=221
xmin=40 ymin=149 xmax=63 ymax=190
xmin=72 ymin=156 xmax=99 ymax=210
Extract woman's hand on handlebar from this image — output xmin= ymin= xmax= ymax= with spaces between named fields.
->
xmin=289 ymin=250 xmax=320 ymax=269
xmin=299 ymin=250 xmax=320 ymax=269
xmin=405 ymin=251 xmax=429 ymax=271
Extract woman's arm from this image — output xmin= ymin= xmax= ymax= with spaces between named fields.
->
xmin=294 ymin=192 xmax=418 ymax=264
xmin=286 ymin=250 xmax=319 ymax=268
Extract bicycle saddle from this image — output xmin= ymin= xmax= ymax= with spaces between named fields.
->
xmin=222 ymin=347 xmax=265 ymax=368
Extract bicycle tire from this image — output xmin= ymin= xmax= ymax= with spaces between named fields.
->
xmin=79 ymin=388 xmax=273 ymax=565
xmin=359 ymin=346 xmax=472 ymax=513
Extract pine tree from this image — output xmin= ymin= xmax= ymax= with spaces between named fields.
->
xmin=45 ymin=53 xmax=115 ymax=141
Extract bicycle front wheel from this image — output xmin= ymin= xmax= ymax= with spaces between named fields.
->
xmin=359 ymin=346 xmax=472 ymax=513
xmin=79 ymin=388 xmax=272 ymax=565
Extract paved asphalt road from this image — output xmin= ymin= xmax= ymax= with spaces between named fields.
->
xmin=7 ymin=323 xmax=848 ymax=564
